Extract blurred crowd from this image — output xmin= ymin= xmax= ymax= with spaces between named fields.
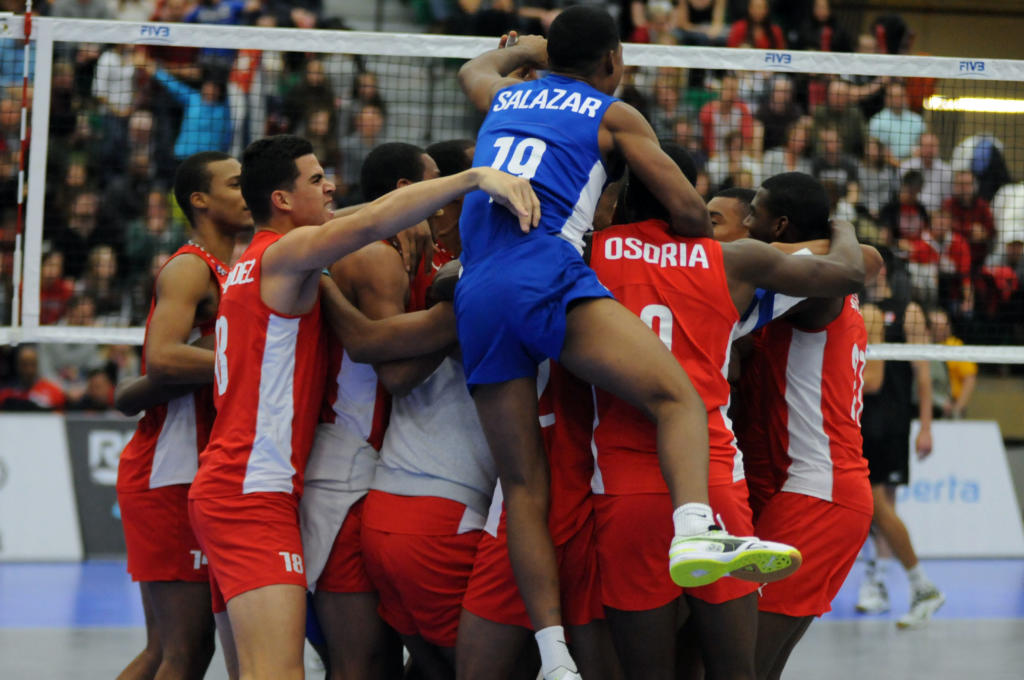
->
xmin=0 ymin=0 xmax=1022 ymax=410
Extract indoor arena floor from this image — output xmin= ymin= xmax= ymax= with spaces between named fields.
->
xmin=2 ymin=559 xmax=1022 ymax=679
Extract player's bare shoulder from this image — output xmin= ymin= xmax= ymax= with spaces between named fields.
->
xmin=155 ymin=251 xmax=221 ymax=322
xmin=332 ymin=239 xmax=408 ymax=304
xmin=336 ymin=239 xmax=405 ymax=278
xmin=599 ymin=100 xmax=655 ymax=152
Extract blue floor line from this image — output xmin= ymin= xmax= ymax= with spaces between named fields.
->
xmin=2 ymin=559 xmax=1023 ymax=628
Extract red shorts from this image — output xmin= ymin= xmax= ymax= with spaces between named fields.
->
xmin=755 ymin=492 xmax=872 ymax=618
xmin=360 ymin=492 xmax=481 ymax=648
xmin=462 ymin=509 xmax=603 ymax=629
xmin=120 ymin=484 xmax=208 ymax=583
xmin=316 ymin=497 xmax=374 ymax=594
xmin=594 ymin=482 xmax=759 ymax=611
xmin=188 ymin=492 xmax=307 ymax=614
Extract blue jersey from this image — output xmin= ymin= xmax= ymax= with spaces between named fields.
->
xmin=459 ymin=74 xmax=618 ymax=269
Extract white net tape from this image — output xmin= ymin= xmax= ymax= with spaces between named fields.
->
xmin=0 ymin=15 xmax=1022 ymax=364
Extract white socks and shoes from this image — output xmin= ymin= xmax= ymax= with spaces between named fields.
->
xmin=537 ymin=626 xmax=580 ymax=680
xmin=898 ymin=580 xmax=946 ymax=629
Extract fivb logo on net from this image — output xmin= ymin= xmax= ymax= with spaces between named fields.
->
xmin=959 ymin=60 xmax=986 ymax=73
xmin=138 ymin=23 xmax=174 ymax=45
xmin=764 ymin=52 xmax=793 ymax=66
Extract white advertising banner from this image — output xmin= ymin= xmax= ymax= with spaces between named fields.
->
xmin=0 ymin=414 xmax=83 ymax=561
xmin=896 ymin=421 xmax=1024 ymax=558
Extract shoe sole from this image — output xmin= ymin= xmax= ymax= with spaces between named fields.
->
xmin=855 ymin=603 xmax=891 ymax=614
xmin=896 ymin=594 xmax=946 ymax=629
xmin=670 ymin=547 xmax=802 ymax=588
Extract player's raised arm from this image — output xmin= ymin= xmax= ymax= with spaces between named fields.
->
xmin=604 ymin=102 xmax=711 ymax=238
xmin=458 ymin=35 xmax=549 ymax=112
xmin=266 ymin=168 xmax=540 ymax=275
xmin=724 ymin=219 xmax=865 ymax=298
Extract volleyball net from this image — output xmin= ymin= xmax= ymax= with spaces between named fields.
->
xmin=1 ymin=14 xmax=1023 ymax=366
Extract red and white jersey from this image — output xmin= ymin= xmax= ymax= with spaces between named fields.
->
xmin=319 ymin=241 xmax=455 ymax=449
xmin=738 ymin=296 xmax=872 ymax=515
xmin=589 ymin=220 xmax=743 ymax=494
xmin=117 ymin=243 xmax=228 ymax=493
xmin=321 ymin=343 xmax=390 ymax=451
xmin=408 ymin=242 xmax=454 ymax=313
xmin=539 ymin=360 xmax=596 ymax=543
xmin=190 ymin=230 xmax=327 ymax=499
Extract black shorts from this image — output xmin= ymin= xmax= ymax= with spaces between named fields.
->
xmin=862 ymin=431 xmax=910 ymax=486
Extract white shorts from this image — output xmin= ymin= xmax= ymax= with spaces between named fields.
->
xmin=300 ymin=421 xmax=379 ymax=589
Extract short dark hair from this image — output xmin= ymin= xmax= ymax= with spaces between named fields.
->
xmin=360 ymin=142 xmax=426 ymax=201
xmin=901 ymin=169 xmax=924 ymax=191
xmin=760 ymin=172 xmax=831 ymax=241
xmin=241 ymin=135 xmax=314 ymax=224
xmin=623 ymin=142 xmax=698 ymax=223
xmin=426 ymin=139 xmax=474 ymax=178
xmin=174 ymin=151 xmax=233 ymax=224
xmin=713 ymin=187 xmax=756 ymax=211
xmin=547 ymin=5 xmax=620 ymax=73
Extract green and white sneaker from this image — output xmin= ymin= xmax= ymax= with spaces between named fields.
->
xmin=668 ymin=530 xmax=802 ymax=587
xmin=896 ymin=585 xmax=946 ymax=629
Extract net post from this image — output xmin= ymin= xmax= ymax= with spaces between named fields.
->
xmin=21 ymin=14 xmax=52 ymax=339
xmin=9 ymin=2 xmax=31 ymax=336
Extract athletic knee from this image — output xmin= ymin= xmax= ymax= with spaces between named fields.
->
xmin=642 ymin=376 xmax=703 ymax=423
xmin=158 ymin=639 xmax=215 ymax=677
xmin=136 ymin=646 xmax=163 ymax=670
xmin=163 ymin=628 xmax=215 ymax=660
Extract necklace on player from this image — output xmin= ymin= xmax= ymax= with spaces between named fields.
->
xmin=187 ymin=239 xmax=228 ymax=276
xmin=187 ymin=239 xmax=211 ymax=256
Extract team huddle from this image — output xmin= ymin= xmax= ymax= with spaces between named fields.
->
xmin=115 ymin=7 xmax=881 ymax=680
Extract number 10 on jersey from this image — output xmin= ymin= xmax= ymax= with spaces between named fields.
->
xmin=490 ymin=136 xmax=547 ymax=180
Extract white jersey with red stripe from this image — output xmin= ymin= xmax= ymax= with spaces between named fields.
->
xmin=319 ymin=238 xmax=417 ymax=452
xmin=190 ymin=230 xmax=327 ymax=499
xmin=588 ymin=219 xmax=743 ymax=493
xmin=117 ymin=243 xmax=228 ymax=493
xmin=321 ymin=343 xmax=391 ymax=451
xmin=740 ymin=295 xmax=873 ymax=515
xmin=370 ymin=244 xmax=496 ymax=519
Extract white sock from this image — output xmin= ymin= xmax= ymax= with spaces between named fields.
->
xmin=864 ymin=558 xmax=878 ymax=581
xmin=876 ymin=557 xmax=891 ymax=583
xmin=535 ymin=625 xmax=576 ymax=677
xmin=907 ymin=563 xmax=930 ymax=591
xmin=673 ymin=503 xmax=716 ymax=537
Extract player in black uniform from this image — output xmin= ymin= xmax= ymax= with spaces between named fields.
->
xmin=858 ymin=249 xmax=945 ymax=628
